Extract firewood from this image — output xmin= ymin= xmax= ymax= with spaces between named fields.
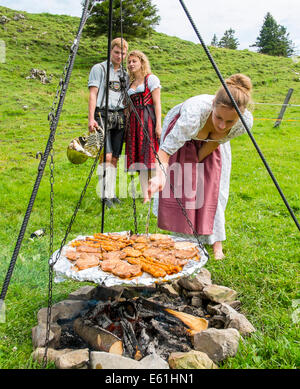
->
xmin=73 ymin=317 xmax=123 ymax=355
xmin=164 ymin=308 xmax=208 ymax=333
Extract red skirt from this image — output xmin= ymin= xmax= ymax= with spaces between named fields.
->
xmin=158 ymin=113 xmax=222 ymax=235
xmin=125 ymin=105 xmax=159 ymax=171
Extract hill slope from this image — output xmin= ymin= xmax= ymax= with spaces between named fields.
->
xmin=0 ymin=6 xmax=299 ymax=370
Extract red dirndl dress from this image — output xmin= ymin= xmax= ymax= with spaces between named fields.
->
xmin=125 ymin=74 xmax=159 ymax=171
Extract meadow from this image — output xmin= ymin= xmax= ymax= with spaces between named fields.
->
xmin=0 ymin=6 xmax=299 ymax=369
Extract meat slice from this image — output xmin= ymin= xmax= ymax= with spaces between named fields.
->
xmin=149 ymin=233 xmax=172 ymax=242
xmin=111 ymin=261 xmax=142 ymax=279
xmin=173 ymin=248 xmax=198 ymax=259
xmin=174 ymin=241 xmax=197 ymax=250
xmin=102 ymin=251 xmax=127 ymax=261
xmin=151 ymin=240 xmax=175 ymax=249
xmin=65 ymin=250 xmax=79 ymax=261
xmin=132 ymin=242 xmax=150 ymax=251
xmin=76 ymin=245 xmax=102 ymax=253
xmin=121 ymin=247 xmax=142 ymax=257
xmin=142 ymin=247 xmax=163 ymax=258
xmin=75 ymin=253 xmax=100 ymax=270
xmin=100 ymin=258 xmax=121 ymax=272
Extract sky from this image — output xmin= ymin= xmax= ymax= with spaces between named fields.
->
xmin=1 ymin=0 xmax=300 ymax=53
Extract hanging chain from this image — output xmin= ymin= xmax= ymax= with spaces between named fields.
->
xmin=42 ymin=0 xmax=97 ymax=367
xmin=42 ymin=147 xmax=55 ymax=367
xmin=119 ymin=0 xmax=139 ymax=234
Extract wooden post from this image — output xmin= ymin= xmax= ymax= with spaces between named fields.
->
xmin=274 ymin=88 xmax=294 ymax=128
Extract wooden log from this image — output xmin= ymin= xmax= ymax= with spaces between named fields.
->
xmin=73 ymin=317 xmax=123 ymax=355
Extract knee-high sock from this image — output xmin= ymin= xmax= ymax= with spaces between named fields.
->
xmin=139 ymin=170 xmax=149 ymax=200
xmin=97 ymin=163 xmax=117 ymax=199
xmin=108 ymin=165 xmax=117 ymax=199
xmin=96 ymin=163 xmax=105 ymax=199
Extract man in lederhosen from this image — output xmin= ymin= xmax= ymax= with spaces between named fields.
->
xmin=88 ymin=38 xmax=129 ymax=208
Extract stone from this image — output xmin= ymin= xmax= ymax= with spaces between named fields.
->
xmin=13 ymin=14 xmax=25 ymax=21
xmin=51 ymin=299 xmax=90 ymax=321
xmin=159 ymin=283 xmax=179 ymax=298
xmin=209 ymin=315 xmax=226 ymax=329
xmin=192 ymin=328 xmax=240 ymax=362
xmin=31 ymin=347 xmax=73 ymax=364
xmin=32 ymin=323 xmax=61 ymax=349
xmin=93 ymin=285 xmax=124 ymax=301
xmin=168 ymin=350 xmax=218 ymax=369
xmin=178 ymin=268 xmax=212 ymax=291
xmin=139 ymin=353 xmax=170 ymax=369
xmin=191 ymin=296 xmax=203 ymax=307
xmin=228 ymin=300 xmax=242 ymax=311
xmin=90 ymin=351 xmax=141 ymax=369
xmin=68 ymin=285 xmax=97 ymax=301
xmin=206 ymin=303 xmax=222 ymax=316
xmin=220 ymin=304 xmax=256 ymax=336
xmin=0 ymin=16 xmax=10 ymax=25
xmin=171 ymin=279 xmax=182 ymax=294
xmin=37 ymin=306 xmax=61 ymax=325
xmin=202 ymin=284 xmax=237 ymax=304
xmin=55 ymin=348 xmax=89 ymax=369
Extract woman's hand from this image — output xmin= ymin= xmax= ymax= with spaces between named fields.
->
xmin=155 ymin=124 xmax=162 ymax=141
xmin=146 ymin=174 xmax=166 ymax=202
xmin=198 ymin=141 xmax=219 ymax=162
xmin=145 ymin=149 xmax=170 ymax=202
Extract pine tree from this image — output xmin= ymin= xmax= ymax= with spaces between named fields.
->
xmin=211 ymin=34 xmax=218 ymax=47
xmin=85 ymin=0 xmax=160 ymax=39
xmin=252 ymin=13 xmax=295 ymax=57
xmin=218 ymin=28 xmax=239 ymax=50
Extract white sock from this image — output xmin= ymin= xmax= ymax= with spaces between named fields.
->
xmin=107 ymin=165 xmax=117 ymax=199
xmin=96 ymin=163 xmax=105 ymax=199
xmin=139 ymin=170 xmax=149 ymax=200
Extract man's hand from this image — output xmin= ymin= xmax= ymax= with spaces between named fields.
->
xmin=88 ymin=120 xmax=99 ymax=133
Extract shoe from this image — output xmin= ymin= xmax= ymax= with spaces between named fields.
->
xmin=103 ymin=198 xmax=114 ymax=208
xmin=112 ymin=196 xmax=121 ymax=205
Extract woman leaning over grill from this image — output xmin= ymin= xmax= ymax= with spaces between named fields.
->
xmin=148 ymin=74 xmax=254 ymax=260
xmin=125 ymin=50 xmax=162 ymax=201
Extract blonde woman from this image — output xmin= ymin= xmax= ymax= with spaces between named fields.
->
xmin=125 ymin=50 xmax=162 ymax=201
xmin=148 ymin=74 xmax=254 ymax=260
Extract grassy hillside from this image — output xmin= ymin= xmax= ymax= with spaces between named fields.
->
xmin=0 ymin=6 xmax=299 ymax=370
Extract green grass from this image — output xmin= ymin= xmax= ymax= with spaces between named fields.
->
xmin=0 ymin=6 xmax=299 ymax=369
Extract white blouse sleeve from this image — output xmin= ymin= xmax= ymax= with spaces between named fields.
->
xmin=160 ymin=96 xmax=212 ymax=156
xmin=148 ymin=74 xmax=161 ymax=92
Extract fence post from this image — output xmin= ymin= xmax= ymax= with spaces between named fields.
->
xmin=274 ymin=88 xmax=294 ymax=128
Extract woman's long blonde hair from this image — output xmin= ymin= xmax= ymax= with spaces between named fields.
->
xmin=127 ymin=50 xmax=151 ymax=82
xmin=215 ymin=73 xmax=253 ymax=111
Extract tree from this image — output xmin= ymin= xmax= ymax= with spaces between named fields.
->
xmin=218 ymin=28 xmax=239 ymax=49
xmin=211 ymin=34 xmax=218 ymax=47
xmin=252 ymin=13 xmax=295 ymax=57
xmin=85 ymin=0 xmax=160 ymax=39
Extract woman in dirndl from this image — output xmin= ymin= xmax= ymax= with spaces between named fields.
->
xmin=148 ymin=74 xmax=254 ymax=260
xmin=125 ymin=50 xmax=162 ymax=201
